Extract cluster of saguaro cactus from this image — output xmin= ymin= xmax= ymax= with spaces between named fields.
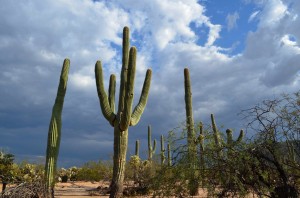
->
xmin=95 ymin=26 xmax=151 ymax=198
xmin=210 ymin=114 xmax=244 ymax=155
xmin=147 ymin=125 xmax=157 ymax=160
xmin=44 ymin=59 xmax=70 ymax=197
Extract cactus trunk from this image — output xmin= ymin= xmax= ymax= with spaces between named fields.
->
xmin=135 ymin=140 xmax=139 ymax=157
xmin=95 ymin=27 xmax=151 ymax=198
xmin=110 ymin=125 xmax=128 ymax=197
xmin=184 ymin=68 xmax=198 ymax=196
xmin=167 ymin=143 xmax=172 ymax=166
xmin=199 ymin=122 xmax=205 ymax=187
xmin=45 ymin=59 xmax=70 ymax=197
xmin=160 ymin=135 xmax=166 ymax=165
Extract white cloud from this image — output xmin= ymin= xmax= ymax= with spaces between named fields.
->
xmin=258 ymin=0 xmax=288 ymax=26
xmin=281 ymin=34 xmax=298 ymax=47
xmin=69 ymin=73 xmax=94 ymax=90
xmin=248 ymin=11 xmax=260 ymax=22
xmin=226 ymin=11 xmax=240 ymax=31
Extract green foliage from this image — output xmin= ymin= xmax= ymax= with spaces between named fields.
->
xmin=74 ymin=161 xmax=112 ymax=182
xmin=125 ymin=155 xmax=156 ymax=196
xmin=0 ymin=151 xmax=16 ymax=189
xmin=17 ymin=162 xmax=44 ymax=183
xmin=240 ymin=91 xmax=300 ymax=197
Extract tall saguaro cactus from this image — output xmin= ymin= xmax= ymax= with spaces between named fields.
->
xmin=160 ymin=135 xmax=166 ymax=165
xmin=184 ymin=68 xmax=198 ymax=196
xmin=184 ymin=68 xmax=196 ymax=154
xmin=95 ymin=26 xmax=152 ymax=198
xmin=148 ymin=125 xmax=156 ymax=160
xmin=45 ymin=59 xmax=70 ymax=197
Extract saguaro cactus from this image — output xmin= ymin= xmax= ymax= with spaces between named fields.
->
xmin=184 ymin=68 xmax=198 ymax=196
xmin=45 ymin=59 xmax=70 ymax=197
xmin=226 ymin=129 xmax=244 ymax=147
xmin=167 ymin=143 xmax=172 ymax=166
xmin=184 ymin=68 xmax=196 ymax=155
xmin=160 ymin=135 xmax=166 ymax=165
xmin=211 ymin=114 xmax=223 ymax=157
xmin=95 ymin=26 xmax=151 ymax=198
xmin=198 ymin=122 xmax=205 ymax=186
xmin=148 ymin=125 xmax=156 ymax=160
xmin=135 ymin=140 xmax=139 ymax=157
xmin=211 ymin=114 xmax=244 ymax=155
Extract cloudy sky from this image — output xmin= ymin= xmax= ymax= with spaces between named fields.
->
xmin=1 ymin=0 xmax=300 ymax=167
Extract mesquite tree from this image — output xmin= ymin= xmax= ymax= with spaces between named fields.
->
xmin=95 ymin=26 xmax=151 ymax=198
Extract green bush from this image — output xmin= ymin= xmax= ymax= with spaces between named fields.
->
xmin=75 ymin=160 xmax=112 ymax=182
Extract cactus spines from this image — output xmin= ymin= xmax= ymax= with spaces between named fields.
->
xmin=45 ymin=59 xmax=70 ymax=197
xmin=148 ymin=125 xmax=156 ymax=160
xmin=95 ymin=26 xmax=151 ymax=198
xmin=167 ymin=143 xmax=172 ymax=166
xmin=160 ymin=135 xmax=166 ymax=165
xmin=135 ymin=140 xmax=139 ymax=157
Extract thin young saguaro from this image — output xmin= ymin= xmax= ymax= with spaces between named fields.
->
xmin=148 ymin=125 xmax=156 ymax=160
xmin=95 ymin=26 xmax=151 ymax=198
xmin=45 ymin=59 xmax=70 ymax=197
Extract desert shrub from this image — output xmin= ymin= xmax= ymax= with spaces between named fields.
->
xmin=75 ymin=160 xmax=112 ymax=182
xmin=149 ymin=126 xmax=197 ymax=197
xmin=123 ymin=155 xmax=156 ymax=195
xmin=240 ymin=91 xmax=300 ymax=197
xmin=16 ymin=162 xmax=44 ymax=183
xmin=0 ymin=151 xmax=17 ymax=191
xmin=149 ymin=121 xmax=252 ymax=197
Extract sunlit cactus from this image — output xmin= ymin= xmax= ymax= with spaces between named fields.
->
xmin=95 ymin=26 xmax=151 ymax=198
xmin=45 ymin=59 xmax=70 ymax=197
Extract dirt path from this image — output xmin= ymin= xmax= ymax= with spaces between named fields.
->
xmin=55 ymin=181 xmax=109 ymax=198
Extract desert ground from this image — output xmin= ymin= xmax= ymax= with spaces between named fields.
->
xmin=1 ymin=181 xmax=209 ymax=197
xmin=1 ymin=181 xmax=259 ymax=197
